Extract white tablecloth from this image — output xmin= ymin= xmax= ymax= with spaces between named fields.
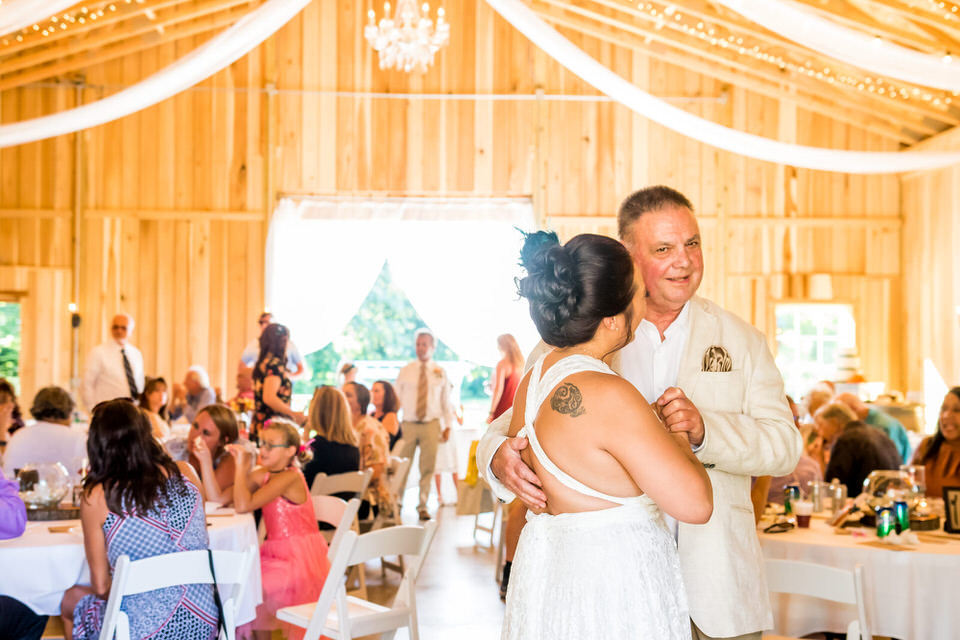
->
xmin=0 ymin=511 xmax=262 ymax=625
xmin=759 ymin=516 xmax=960 ymax=640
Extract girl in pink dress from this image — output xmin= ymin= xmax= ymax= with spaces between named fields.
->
xmin=229 ymin=419 xmax=330 ymax=640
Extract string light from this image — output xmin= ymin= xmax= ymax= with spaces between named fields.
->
xmin=1 ymin=0 xmax=138 ymax=49
xmin=622 ymin=0 xmax=954 ymax=108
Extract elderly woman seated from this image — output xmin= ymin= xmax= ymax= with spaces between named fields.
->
xmin=912 ymin=387 xmax=960 ymax=497
xmin=168 ymin=365 xmax=217 ymax=424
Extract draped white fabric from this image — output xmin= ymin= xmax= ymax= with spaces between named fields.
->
xmin=484 ymin=0 xmax=960 ymax=174
xmin=714 ymin=0 xmax=960 ymax=93
xmin=0 ymin=0 xmax=311 ymax=149
xmin=0 ymin=0 xmax=77 ymax=37
xmin=265 ymin=197 xmax=539 ymax=365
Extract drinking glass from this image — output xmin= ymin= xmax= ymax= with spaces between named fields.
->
xmin=900 ymin=464 xmax=927 ymax=505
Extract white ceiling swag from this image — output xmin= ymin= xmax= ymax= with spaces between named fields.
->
xmin=0 ymin=0 xmax=78 ymax=38
xmin=483 ymin=0 xmax=960 ymax=174
xmin=713 ymin=0 xmax=960 ymax=94
xmin=0 ymin=0 xmax=311 ymax=149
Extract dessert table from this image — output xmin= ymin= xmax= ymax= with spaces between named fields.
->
xmin=759 ymin=515 xmax=960 ymax=640
xmin=0 ymin=509 xmax=262 ymax=624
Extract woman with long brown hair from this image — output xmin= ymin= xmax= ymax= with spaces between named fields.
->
xmin=488 ymin=334 xmax=524 ymax=424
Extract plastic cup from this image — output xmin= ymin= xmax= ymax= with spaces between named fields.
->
xmin=794 ymin=500 xmax=813 ymax=528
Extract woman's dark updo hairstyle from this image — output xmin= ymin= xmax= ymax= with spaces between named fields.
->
xmin=84 ymin=399 xmax=186 ymax=514
xmin=517 ymin=231 xmax=636 ymax=349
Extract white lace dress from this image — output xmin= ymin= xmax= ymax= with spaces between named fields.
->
xmin=501 ymin=355 xmax=691 ymax=640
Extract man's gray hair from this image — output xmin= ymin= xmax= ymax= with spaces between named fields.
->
xmin=414 ymin=328 xmax=435 ymax=345
xmin=617 ymin=185 xmax=694 ymax=242
xmin=187 ymin=365 xmax=211 ymax=389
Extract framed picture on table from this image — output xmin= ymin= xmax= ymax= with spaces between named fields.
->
xmin=944 ymin=486 xmax=960 ymax=534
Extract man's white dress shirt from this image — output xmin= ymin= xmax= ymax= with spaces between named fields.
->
xmin=81 ymin=340 xmax=145 ymax=410
xmin=620 ymin=302 xmax=691 ymax=404
xmin=394 ymin=359 xmax=454 ymax=428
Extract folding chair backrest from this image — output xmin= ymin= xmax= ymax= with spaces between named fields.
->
xmin=347 ymin=522 xmax=438 ymax=571
xmin=310 ymin=469 xmax=373 ymax=497
xmin=98 ymin=545 xmax=257 ymax=640
xmin=387 ymin=457 xmax=412 ymax=497
xmin=764 ymin=559 xmax=869 ymax=640
xmin=313 ymin=496 xmax=361 ymax=559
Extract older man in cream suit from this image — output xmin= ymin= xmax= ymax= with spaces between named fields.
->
xmin=479 ymin=186 xmax=801 ymax=640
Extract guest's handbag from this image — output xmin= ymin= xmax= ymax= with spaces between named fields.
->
xmin=206 ymin=549 xmax=227 ymax=639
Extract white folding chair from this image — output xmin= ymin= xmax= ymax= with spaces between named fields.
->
xmin=277 ymin=522 xmax=438 ymax=640
xmin=369 ymin=456 xmax=412 ymax=531
xmin=762 ymin=559 xmax=869 ymax=640
xmin=310 ymin=469 xmax=373 ymax=499
xmin=97 ymin=545 xmax=257 ymax=640
xmin=314 ymin=495 xmax=367 ymax=598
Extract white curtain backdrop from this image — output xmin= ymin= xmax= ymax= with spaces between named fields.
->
xmin=484 ymin=0 xmax=960 ymax=174
xmin=0 ymin=0 xmax=311 ymax=148
xmin=714 ymin=0 xmax=960 ymax=93
xmin=265 ymin=197 xmax=539 ymax=365
xmin=0 ymin=0 xmax=77 ymax=37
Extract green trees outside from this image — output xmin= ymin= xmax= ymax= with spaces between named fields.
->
xmin=294 ymin=263 xmax=490 ymax=400
xmin=0 ymin=302 xmax=20 ymax=390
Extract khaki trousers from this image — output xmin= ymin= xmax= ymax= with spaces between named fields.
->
xmin=398 ymin=419 xmax=441 ymax=511
xmin=691 ymin=621 xmax=762 ymax=640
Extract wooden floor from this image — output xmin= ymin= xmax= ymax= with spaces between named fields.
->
xmin=358 ymin=490 xmax=506 ymax=640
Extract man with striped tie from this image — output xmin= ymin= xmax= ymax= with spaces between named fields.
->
xmin=81 ymin=313 xmax=145 ymax=411
xmin=395 ymin=328 xmax=456 ymax=520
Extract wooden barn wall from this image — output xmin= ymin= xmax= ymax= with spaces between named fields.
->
xmin=901 ymin=127 xmax=960 ymax=392
xmin=0 ymin=0 xmax=904 ymax=405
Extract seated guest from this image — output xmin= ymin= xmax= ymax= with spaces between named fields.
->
xmin=0 ymin=378 xmax=25 ymax=457
xmin=808 ymin=401 xmax=857 ymax=474
xmin=344 ymin=382 xmax=390 ymax=519
xmin=912 ymin=387 xmax=960 ymax=497
xmin=824 ymin=418 xmax=901 ymax=497
xmin=168 ymin=365 xmax=216 ymax=424
xmin=188 ymin=404 xmax=239 ymax=505
xmin=835 ymin=392 xmax=912 ymax=463
xmin=755 ymin=396 xmax=823 ymax=506
xmin=2 ymin=387 xmax=86 ymax=480
xmin=226 ymin=419 xmax=328 ymax=640
xmin=371 ymin=379 xmax=402 ymax=451
xmin=228 ymin=367 xmax=255 ymax=416
xmin=60 ymin=400 xmax=214 ymax=640
xmin=804 ymin=382 xmax=835 ymax=423
xmin=1 ymin=467 xmax=48 ymax=640
xmin=302 ymin=386 xmax=360 ymax=492
xmin=138 ymin=377 xmax=170 ymax=441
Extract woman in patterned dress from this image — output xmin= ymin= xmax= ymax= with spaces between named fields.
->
xmin=252 ymin=323 xmax=306 ymax=441
xmin=60 ymin=399 xmax=218 ymax=640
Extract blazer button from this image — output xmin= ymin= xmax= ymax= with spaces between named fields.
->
xmin=703 ymin=463 xmax=715 ymax=469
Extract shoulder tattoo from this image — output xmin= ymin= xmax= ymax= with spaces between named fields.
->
xmin=550 ymin=383 xmax=586 ymax=417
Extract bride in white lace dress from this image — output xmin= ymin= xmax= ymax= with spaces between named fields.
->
xmin=501 ymin=231 xmax=713 ymax=640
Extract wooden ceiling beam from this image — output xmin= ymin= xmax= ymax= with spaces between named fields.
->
xmin=0 ymin=0 xmax=187 ymax=57
xmin=0 ymin=0 xmax=255 ymax=76
xmin=534 ymin=7 xmax=918 ymax=143
xmin=787 ymin=0 xmax=960 ymax=52
xmin=860 ymin=0 xmax=960 ymax=46
xmin=0 ymin=6 xmax=246 ymax=91
xmin=539 ymin=0 xmax=951 ymax=130
xmin=597 ymin=0 xmax=957 ymax=120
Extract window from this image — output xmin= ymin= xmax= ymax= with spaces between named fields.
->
xmin=0 ymin=301 xmax=20 ymax=390
xmin=774 ymin=303 xmax=856 ymax=401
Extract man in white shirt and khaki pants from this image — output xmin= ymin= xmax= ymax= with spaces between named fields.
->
xmin=395 ymin=328 xmax=455 ymax=520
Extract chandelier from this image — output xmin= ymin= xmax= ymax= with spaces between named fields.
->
xmin=364 ymin=0 xmax=450 ymax=73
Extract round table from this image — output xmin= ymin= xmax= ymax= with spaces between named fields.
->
xmin=0 ymin=509 xmax=262 ymax=625
xmin=759 ymin=515 xmax=960 ymax=640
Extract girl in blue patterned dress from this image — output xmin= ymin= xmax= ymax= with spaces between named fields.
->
xmin=60 ymin=399 xmax=218 ymax=640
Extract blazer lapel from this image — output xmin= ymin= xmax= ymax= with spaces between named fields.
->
xmin=678 ymin=297 xmax=720 ymax=400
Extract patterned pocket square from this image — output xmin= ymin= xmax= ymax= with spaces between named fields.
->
xmin=702 ymin=345 xmax=732 ymax=372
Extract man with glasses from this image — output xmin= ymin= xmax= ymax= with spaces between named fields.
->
xmin=238 ymin=312 xmax=305 ymax=378
xmin=81 ymin=313 xmax=144 ymax=411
